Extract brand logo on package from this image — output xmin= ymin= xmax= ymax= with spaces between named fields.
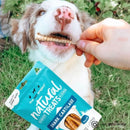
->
xmin=31 ymin=81 xmax=62 ymax=120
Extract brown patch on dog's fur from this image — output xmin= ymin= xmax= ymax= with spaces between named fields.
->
xmin=29 ymin=23 xmax=36 ymax=45
xmin=79 ymin=12 xmax=96 ymax=30
xmin=10 ymin=4 xmax=40 ymax=52
xmin=10 ymin=19 xmax=19 ymax=35
xmin=19 ymin=4 xmax=40 ymax=48
xmin=23 ymin=4 xmax=38 ymax=19
xmin=22 ymin=31 xmax=28 ymax=52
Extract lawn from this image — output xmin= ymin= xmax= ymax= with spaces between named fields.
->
xmin=0 ymin=0 xmax=130 ymax=130
xmin=0 ymin=42 xmax=130 ymax=130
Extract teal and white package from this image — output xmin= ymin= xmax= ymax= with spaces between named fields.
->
xmin=5 ymin=61 xmax=101 ymax=130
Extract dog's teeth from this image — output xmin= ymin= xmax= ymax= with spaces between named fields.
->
xmin=49 ymin=39 xmax=52 ymax=41
xmin=62 ymin=40 xmax=66 ymax=43
xmin=36 ymin=33 xmax=75 ymax=45
xmin=44 ymin=37 xmax=47 ymax=41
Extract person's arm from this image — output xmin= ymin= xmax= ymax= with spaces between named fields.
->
xmin=76 ymin=18 xmax=130 ymax=70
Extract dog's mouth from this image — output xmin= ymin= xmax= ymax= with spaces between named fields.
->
xmin=36 ymin=32 xmax=75 ymax=47
xmin=50 ymin=32 xmax=72 ymax=41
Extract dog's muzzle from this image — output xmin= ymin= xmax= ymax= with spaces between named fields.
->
xmin=54 ymin=6 xmax=74 ymax=31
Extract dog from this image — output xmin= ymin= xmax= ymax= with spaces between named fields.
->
xmin=10 ymin=0 xmax=95 ymax=129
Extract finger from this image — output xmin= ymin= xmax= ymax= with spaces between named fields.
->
xmin=80 ymin=23 xmax=104 ymax=41
xmin=76 ymin=40 xmax=100 ymax=56
xmin=93 ymin=38 xmax=103 ymax=43
xmin=94 ymin=59 xmax=101 ymax=65
xmin=76 ymin=47 xmax=83 ymax=56
xmin=80 ymin=18 xmax=129 ymax=41
xmin=85 ymin=52 xmax=95 ymax=62
xmin=84 ymin=54 xmax=101 ymax=67
xmin=119 ymin=19 xmax=130 ymax=25
xmin=84 ymin=53 xmax=95 ymax=67
xmin=84 ymin=60 xmax=93 ymax=68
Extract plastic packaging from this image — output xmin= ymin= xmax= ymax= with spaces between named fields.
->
xmin=5 ymin=61 xmax=101 ymax=130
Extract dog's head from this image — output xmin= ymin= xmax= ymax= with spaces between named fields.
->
xmin=11 ymin=0 xmax=95 ymax=63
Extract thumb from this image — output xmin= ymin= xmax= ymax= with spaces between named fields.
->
xmin=76 ymin=40 xmax=100 ymax=56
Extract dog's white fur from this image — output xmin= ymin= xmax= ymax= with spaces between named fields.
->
xmin=10 ymin=0 xmax=96 ymax=129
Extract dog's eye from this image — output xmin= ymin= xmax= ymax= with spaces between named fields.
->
xmin=39 ymin=10 xmax=46 ymax=16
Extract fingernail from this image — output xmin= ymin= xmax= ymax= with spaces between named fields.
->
xmin=77 ymin=40 xmax=86 ymax=49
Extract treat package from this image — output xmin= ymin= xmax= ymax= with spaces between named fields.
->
xmin=5 ymin=61 xmax=101 ymax=130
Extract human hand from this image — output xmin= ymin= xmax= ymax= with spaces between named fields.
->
xmin=76 ymin=18 xmax=130 ymax=70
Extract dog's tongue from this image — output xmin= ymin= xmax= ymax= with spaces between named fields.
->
xmin=55 ymin=42 xmax=70 ymax=46
xmin=40 ymin=41 xmax=70 ymax=47
xmin=40 ymin=41 xmax=54 ymax=46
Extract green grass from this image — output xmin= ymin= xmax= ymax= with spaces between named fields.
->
xmin=1 ymin=0 xmax=130 ymax=129
xmin=0 ymin=44 xmax=130 ymax=130
xmin=0 ymin=45 xmax=32 ymax=130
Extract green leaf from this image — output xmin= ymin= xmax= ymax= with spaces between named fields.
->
xmin=98 ymin=3 xmax=105 ymax=10
xmin=102 ymin=11 xmax=113 ymax=18
xmin=89 ymin=2 xmax=94 ymax=9
xmin=124 ymin=15 xmax=130 ymax=23
xmin=122 ymin=3 xmax=130 ymax=8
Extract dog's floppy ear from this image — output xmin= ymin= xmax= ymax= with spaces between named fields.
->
xmin=10 ymin=18 xmax=28 ymax=53
xmin=10 ymin=4 xmax=38 ymax=53
xmin=79 ymin=12 xmax=96 ymax=31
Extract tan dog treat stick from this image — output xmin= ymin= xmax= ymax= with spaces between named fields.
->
xmin=35 ymin=33 xmax=75 ymax=44
xmin=64 ymin=113 xmax=81 ymax=130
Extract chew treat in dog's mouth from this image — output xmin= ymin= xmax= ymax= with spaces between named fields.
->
xmin=36 ymin=33 xmax=75 ymax=46
xmin=64 ymin=113 xmax=81 ymax=130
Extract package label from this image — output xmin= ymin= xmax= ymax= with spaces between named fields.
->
xmin=5 ymin=61 xmax=101 ymax=130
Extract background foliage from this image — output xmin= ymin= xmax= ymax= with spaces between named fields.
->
xmin=1 ymin=0 xmax=130 ymax=130
xmin=4 ymin=0 xmax=130 ymax=22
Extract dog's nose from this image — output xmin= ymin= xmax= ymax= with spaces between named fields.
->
xmin=55 ymin=6 xmax=74 ymax=31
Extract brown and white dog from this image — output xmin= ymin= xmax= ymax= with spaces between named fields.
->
xmin=10 ymin=0 xmax=95 ymax=129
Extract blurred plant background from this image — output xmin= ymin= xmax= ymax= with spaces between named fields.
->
xmin=1 ymin=0 xmax=130 ymax=130
xmin=4 ymin=0 xmax=130 ymax=22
